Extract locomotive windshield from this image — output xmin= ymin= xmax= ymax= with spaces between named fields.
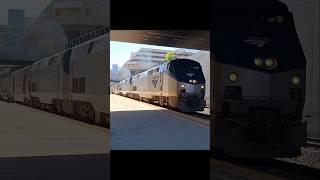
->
xmin=212 ymin=0 xmax=306 ymax=73
xmin=169 ymin=59 xmax=205 ymax=83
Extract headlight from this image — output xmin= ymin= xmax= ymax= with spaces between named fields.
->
xmin=189 ymin=80 xmax=192 ymax=83
xmin=292 ymin=75 xmax=301 ymax=85
xmin=254 ymin=57 xmax=263 ymax=66
xmin=201 ymin=85 xmax=204 ymax=89
xmin=228 ymin=72 xmax=239 ymax=82
xmin=264 ymin=58 xmax=277 ymax=68
xmin=181 ymin=84 xmax=185 ymax=88
xmin=192 ymin=80 xmax=197 ymax=84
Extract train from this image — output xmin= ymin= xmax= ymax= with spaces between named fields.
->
xmin=111 ymin=58 xmax=206 ymax=112
xmin=211 ymin=0 xmax=307 ymax=158
xmin=0 ymin=27 xmax=109 ymax=128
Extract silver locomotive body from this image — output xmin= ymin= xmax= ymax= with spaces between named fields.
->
xmin=213 ymin=62 xmax=307 ymax=158
xmin=113 ymin=59 xmax=206 ymax=112
xmin=11 ymin=65 xmax=32 ymax=105
xmin=211 ymin=0 xmax=307 ymax=158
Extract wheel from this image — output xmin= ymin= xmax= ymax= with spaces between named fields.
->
xmin=73 ymin=102 xmax=81 ymax=120
xmin=159 ymin=96 xmax=165 ymax=107
xmin=57 ymin=101 xmax=63 ymax=114
xmin=49 ymin=104 xmax=56 ymax=113
xmin=41 ymin=103 xmax=45 ymax=110
xmin=82 ymin=103 xmax=95 ymax=124
xmin=87 ymin=104 xmax=95 ymax=124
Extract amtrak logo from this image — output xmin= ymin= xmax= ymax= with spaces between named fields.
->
xmin=152 ymin=79 xmax=158 ymax=87
xmin=243 ymin=37 xmax=270 ymax=48
xmin=186 ymin=73 xmax=194 ymax=77
xmin=152 ymin=76 xmax=160 ymax=88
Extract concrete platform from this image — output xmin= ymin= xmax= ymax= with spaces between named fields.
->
xmin=110 ymin=94 xmax=209 ymax=150
xmin=0 ymin=154 xmax=109 ymax=180
xmin=0 ymin=100 xmax=109 ymax=157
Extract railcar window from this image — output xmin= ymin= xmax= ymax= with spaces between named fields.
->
xmin=148 ymin=70 xmax=153 ymax=75
xmin=48 ymin=56 xmax=58 ymax=66
xmin=79 ymin=77 xmax=86 ymax=93
xmin=23 ymin=75 xmax=26 ymax=94
xmin=12 ymin=77 xmax=15 ymax=93
xmin=63 ymin=49 xmax=72 ymax=74
xmin=87 ymin=42 xmax=94 ymax=55
xmin=263 ymin=15 xmax=285 ymax=24
xmin=267 ymin=17 xmax=276 ymax=23
xmin=133 ymin=86 xmax=137 ymax=91
xmin=276 ymin=15 xmax=284 ymax=23
xmin=72 ymin=78 xmax=79 ymax=93
xmin=154 ymin=68 xmax=160 ymax=73
xmin=48 ymin=58 xmax=53 ymax=66
xmin=191 ymin=66 xmax=200 ymax=70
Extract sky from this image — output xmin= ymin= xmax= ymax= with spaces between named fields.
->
xmin=110 ymin=41 xmax=199 ymax=69
xmin=0 ymin=0 xmax=51 ymax=25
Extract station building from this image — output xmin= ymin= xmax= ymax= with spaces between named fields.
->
xmin=18 ymin=0 xmax=109 ymax=60
xmin=122 ymin=48 xmax=193 ymax=76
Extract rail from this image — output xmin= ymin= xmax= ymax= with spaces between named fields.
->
xmin=307 ymin=137 xmax=320 ymax=148
xmin=65 ymin=26 xmax=110 ymax=49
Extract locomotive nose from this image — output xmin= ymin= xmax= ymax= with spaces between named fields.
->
xmin=179 ymin=83 xmax=205 ymax=96
xmin=178 ymin=82 xmax=206 ymax=112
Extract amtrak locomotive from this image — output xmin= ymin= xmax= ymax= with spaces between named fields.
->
xmin=111 ymin=58 xmax=206 ymax=112
xmin=0 ymin=27 xmax=109 ymax=128
xmin=211 ymin=0 xmax=307 ymax=158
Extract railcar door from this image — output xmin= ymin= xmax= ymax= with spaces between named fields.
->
xmin=12 ymin=76 xmax=15 ymax=98
xmin=129 ymin=77 xmax=132 ymax=96
xmin=159 ymin=68 xmax=163 ymax=92
xmin=23 ymin=74 xmax=26 ymax=95
xmin=57 ymin=56 xmax=60 ymax=94
xmin=61 ymin=49 xmax=72 ymax=113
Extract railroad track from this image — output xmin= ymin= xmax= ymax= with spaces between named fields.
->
xmin=307 ymin=137 xmax=320 ymax=143
xmin=120 ymin=95 xmax=211 ymax=120
xmin=307 ymin=137 xmax=320 ymax=148
xmin=184 ymin=111 xmax=210 ymax=120
xmin=211 ymin=155 xmax=320 ymax=180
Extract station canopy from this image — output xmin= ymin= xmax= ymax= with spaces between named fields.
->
xmin=111 ymin=30 xmax=210 ymax=51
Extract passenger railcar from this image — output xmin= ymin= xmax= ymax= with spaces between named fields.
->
xmin=0 ymin=27 xmax=109 ymax=128
xmin=211 ymin=0 xmax=307 ymax=158
xmin=11 ymin=65 xmax=32 ymax=105
xmin=0 ymin=66 xmax=23 ymax=102
xmin=112 ymin=58 xmax=206 ymax=112
xmin=29 ymin=32 xmax=109 ymax=127
xmin=0 ymin=68 xmax=11 ymax=101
